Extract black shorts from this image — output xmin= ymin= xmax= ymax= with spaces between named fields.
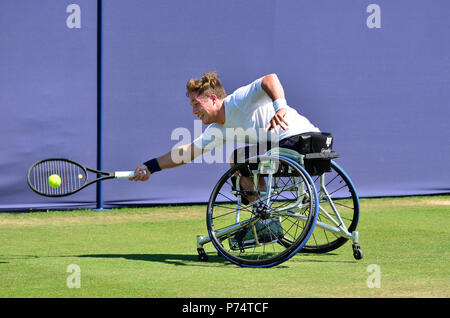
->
xmin=231 ymin=132 xmax=323 ymax=164
xmin=231 ymin=131 xmax=333 ymax=176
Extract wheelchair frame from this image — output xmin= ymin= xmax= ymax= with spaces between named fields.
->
xmin=196 ymin=147 xmax=363 ymax=266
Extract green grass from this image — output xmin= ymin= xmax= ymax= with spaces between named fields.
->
xmin=0 ymin=196 xmax=449 ymax=298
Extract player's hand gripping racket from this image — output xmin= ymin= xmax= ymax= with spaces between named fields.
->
xmin=27 ymin=158 xmax=137 ymax=197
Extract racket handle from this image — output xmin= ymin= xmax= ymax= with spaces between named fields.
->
xmin=114 ymin=171 xmax=135 ymax=179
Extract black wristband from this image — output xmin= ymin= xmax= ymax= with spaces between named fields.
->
xmin=143 ymin=158 xmax=161 ymax=174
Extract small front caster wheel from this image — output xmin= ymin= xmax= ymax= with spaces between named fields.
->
xmin=352 ymin=244 xmax=363 ymax=260
xmin=197 ymin=248 xmax=209 ymax=262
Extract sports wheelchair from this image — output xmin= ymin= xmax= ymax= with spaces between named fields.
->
xmin=196 ymin=133 xmax=363 ymax=268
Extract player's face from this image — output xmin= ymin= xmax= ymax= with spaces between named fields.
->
xmin=189 ymin=92 xmax=216 ymax=124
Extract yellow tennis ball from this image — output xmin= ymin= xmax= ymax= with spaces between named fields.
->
xmin=48 ymin=174 xmax=61 ymax=188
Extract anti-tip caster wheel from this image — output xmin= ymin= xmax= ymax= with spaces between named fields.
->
xmin=197 ymin=248 xmax=209 ymax=262
xmin=352 ymin=243 xmax=363 ymax=260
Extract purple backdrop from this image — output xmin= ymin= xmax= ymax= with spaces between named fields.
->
xmin=1 ymin=0 xmax=449 ymax=212
xmin=0 ymin=0 xmax=97 ymax=211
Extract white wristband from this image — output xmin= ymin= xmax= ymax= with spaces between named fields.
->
xmin=273 ymin=98 xmax=287 ymax=112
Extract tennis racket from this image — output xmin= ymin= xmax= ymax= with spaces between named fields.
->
xmin=27 ymin=158 xmax=136 ymax=197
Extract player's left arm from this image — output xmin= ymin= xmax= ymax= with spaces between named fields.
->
xmin=262 ymin=73 xmax=289 ymax=133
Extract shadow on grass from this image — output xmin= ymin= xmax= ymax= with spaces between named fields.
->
xmin=0 ymin=255 xmax=39 ymax=260
xmin=0 ymin=252 xmax=354 ymax=267
xmin=0 ymin=254 xmax=40 ymax=265
xmin=293 ymin=252 xmax=357 ymax=264
xmin=77 ymin=253 xmax=236 ymax=267
xmin=76 ymin=252 xmax=348 ymax=267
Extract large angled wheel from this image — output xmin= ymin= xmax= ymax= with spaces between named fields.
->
xmin=206 ymin=156 xmax=319 ymax=268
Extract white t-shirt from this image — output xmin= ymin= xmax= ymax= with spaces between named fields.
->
xmin=193 ymin=77 xmax=320 ymax=151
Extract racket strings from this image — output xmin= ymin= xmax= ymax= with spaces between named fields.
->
xmin=29 ymin=160 xmax=87 ymax=196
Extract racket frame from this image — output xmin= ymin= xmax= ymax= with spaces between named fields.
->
xmin=27 ymin=158 xmax=133 ymax=197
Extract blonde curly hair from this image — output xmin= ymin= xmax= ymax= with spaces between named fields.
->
xmin=186 ymin=71 xmax=226 ymax=99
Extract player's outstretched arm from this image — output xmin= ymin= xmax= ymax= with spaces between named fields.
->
xmin=129 ymin=142 xmax=203 ymax=181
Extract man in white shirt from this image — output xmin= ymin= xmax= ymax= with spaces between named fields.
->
xmin=130 ymin=72 xmax=320 ymax=201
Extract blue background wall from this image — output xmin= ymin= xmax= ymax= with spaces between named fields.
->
xmin=1 ymin=0 xmax=449 ymax=211
xmin=0 ymin=0 xmax=98 ymax=211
